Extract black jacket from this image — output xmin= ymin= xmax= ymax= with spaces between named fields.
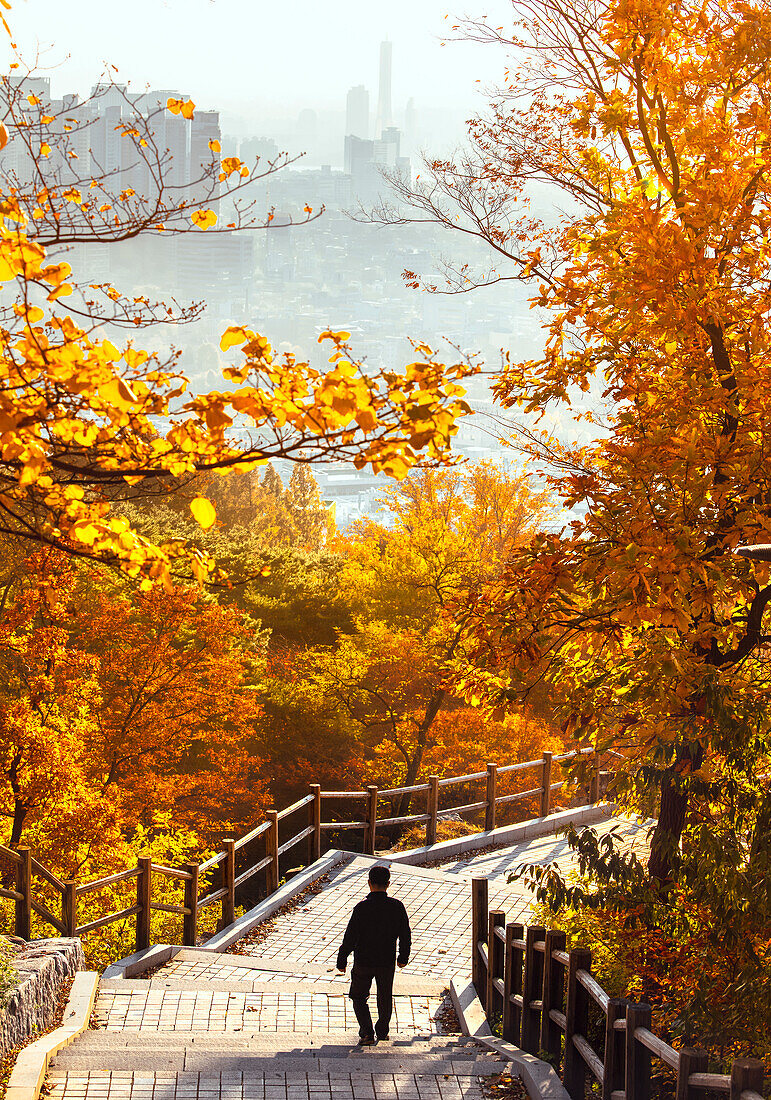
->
xmin=336 ymin=891 xmax=412 ymax=970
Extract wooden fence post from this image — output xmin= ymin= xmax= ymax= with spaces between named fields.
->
xmin=521 ymin=924 xmax=546 ymax=1054
xmin=502 ymin=922 xmax=524 ymax=1044
xmin=310 ymin=785 xmax=321 ymax=863
xmin=486 ymin=910 xmax=505 ymax=1022
xmin=222 ymin=840 xmax=236 ymax=929
xmin=366 ymin=786 xmax=378 ymax=855
xmin=485 ymin=764 xmax=498 ymax=832
xmin=63 ymin=881 xmax=78 ymax=938
xmin=182 ymin=861 xmax=199 ymax=947
xmin=676 ymin=1048 xmax=709 ymax=1100
xmin=426 ymin=776 xmax=439 ymax=847
xmin=266 ymin=811 xmax=279 ymax=895
xmin=540 ymin=752 xmax=554 ymax=817
xmin=471 ymin=877 xmax=488 ymax=998
xmin=540 ymin=928 xmax=567 ymax=1068
xmin=136 ymin=857 xmax=152 ymax=952
xmin=625 ymin=1002 xmax=652 ymax=1100
xmin=730 ymin=1059 xmax=764 ymax=1100
xmin=603 ymin=998 xmax=627 ymax=1100
xmin=15 ymin=847 xmax=31 ymax=941
xmin=564 ymin=946 xmax=592 ymax=1100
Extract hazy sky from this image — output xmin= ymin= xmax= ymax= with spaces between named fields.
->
xmin=1 ymin=1 xmax=515 ymax=115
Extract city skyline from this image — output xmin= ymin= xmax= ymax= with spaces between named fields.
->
xmin=0 ymin=0 xmax=514 ymax=116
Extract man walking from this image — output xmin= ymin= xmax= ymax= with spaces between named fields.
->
xmin=336 ymin=863 xmax=412 ymax=1046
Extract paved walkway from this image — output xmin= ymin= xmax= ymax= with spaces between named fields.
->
xmin=46 ymin=813 xmax=648 ymax=1100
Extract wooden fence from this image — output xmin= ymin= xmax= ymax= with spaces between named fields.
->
xmin=0 ymin=747 xmax=602 ymax=954
xmin=471 ymin=878 xmax=766 ymax=1100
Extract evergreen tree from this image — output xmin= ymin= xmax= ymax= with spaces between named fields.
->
xmin=287 ymin=466 xmax=330 ymax=551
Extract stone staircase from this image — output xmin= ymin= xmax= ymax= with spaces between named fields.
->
xmin=48 ymin=957 xmax=510 ymax=1099
xmin=45 ymin=816 xmax=648 ymax=1100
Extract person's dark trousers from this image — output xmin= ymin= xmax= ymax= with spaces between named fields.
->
xmin=349 ymin=963 xmax=395 ymax=1039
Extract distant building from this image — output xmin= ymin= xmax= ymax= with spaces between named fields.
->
xmin=375 ymin=41 xmax=393 ymax=136
xmin=346 ymin=85 xmax=369 ymax=140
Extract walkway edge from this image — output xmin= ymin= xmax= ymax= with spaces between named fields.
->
xmin=202 ymin=848 xmax=347 ymax=951
xmin=450 ymin=976 xmax=571 ymax=1100
xmin=391 ymin=803 xmax=615 ymax=865
xmin=6 ymin=971 xmax=98 ymax=1100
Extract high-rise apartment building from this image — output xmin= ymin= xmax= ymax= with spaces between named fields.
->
xmin=375 ymin=40 xmax=393 ymax=137
xmin=345 ymin=85 xmax=369 ymax=139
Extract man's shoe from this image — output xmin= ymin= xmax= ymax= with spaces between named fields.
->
xmin=376 ymin=1033 xmax=389 ymax=1042
xmin=357 ymin=1036 xmax=377 ymax=1047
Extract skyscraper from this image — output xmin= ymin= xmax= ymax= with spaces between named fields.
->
xmin=375 ymin=40 xmax=393 ymax=137
xmin=346 ymin=85 xmax=369 ymax=139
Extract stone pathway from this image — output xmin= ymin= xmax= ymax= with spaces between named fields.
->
xmin=46 ymin=812 xmax=648 ymax=1100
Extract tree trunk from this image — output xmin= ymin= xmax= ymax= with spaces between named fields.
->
xmin=647 ymin=740 xmax=703 ymax=882
xmin=9 ymin=801 xmax=26 ymax=848
xmin=395 ymin=688 xmax=446 ymax=819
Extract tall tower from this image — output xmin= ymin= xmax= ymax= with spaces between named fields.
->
xmin=346 ymin=85 xmax=369 ymax=139
xmin=375 ymin=40 xmax=393 ymax=138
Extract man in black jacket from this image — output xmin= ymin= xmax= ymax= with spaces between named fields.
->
xmin=336 ymin=863 xmax=412 ymax=1046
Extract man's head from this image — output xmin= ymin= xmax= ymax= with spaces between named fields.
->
xmin=368 ymin=864 xmax=390 ymax=892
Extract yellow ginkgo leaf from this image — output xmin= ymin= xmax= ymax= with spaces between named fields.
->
xmin=209 ymin=139 xmax=221 ymax=153
xmin=190 ymin=496 xmax=217 ymax=530
xmin=191 ymin=209 xmax=217 ymax=231
xmin=0 ymin=123 xmax=8 ymax=151
xmin=220 ymin=325 xmax=252 ymax=351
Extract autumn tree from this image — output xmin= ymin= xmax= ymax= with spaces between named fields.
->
xmin=0 ymin=544 xmax=270 ymax=871
xmin=383 ymin=0 xmax=771 ymax=891
xmin=309 ymin=462 xmax=553 ymax=805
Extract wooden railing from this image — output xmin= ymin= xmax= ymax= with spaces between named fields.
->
xmin=0 ymin=747 xmax=605 ymax=954
xmin=471 ymin=878 xmax=766 ymax=1100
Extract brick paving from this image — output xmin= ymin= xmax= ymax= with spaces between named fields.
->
xmin=234 ymin=857 xmax=528 ymax=980
xmin=46 ymin=1071 xmax=491 ymax=1099
xmin=160 ymin=958 xmax=350 ymax=987
xmin=95 ymin=990 xmax=445 ymax=1034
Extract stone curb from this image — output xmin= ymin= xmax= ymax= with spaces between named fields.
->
xmin=450 ymin=975 xmax=571 ymax=1100
xmin=6 ymin=970 xmax=99 ymax=1100
xmin=201 ymin=848 xmax=348 ymax=952
xmin=390 ymin=803 xmax=615 ymax=866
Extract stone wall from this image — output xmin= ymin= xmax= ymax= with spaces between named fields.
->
xmin=0 ymin=937 xmax=84 ymax=1059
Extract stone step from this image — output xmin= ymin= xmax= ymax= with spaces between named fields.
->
xmin=52 ymin=1034 xmax=479 ymax=1058
xmin=46 ymin=1068 xmax=509 ymax=1100
xmin=51 ymin=1052 xmax=511 ymax=1075
xmin=50 ymin=1031 xmax=508 ymax=1075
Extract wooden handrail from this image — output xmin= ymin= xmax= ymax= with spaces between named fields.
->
xmin=233 ymin=820 xmax=270 ymax=850
xmin=277 ymin=825 xmax=314 ymax=857
xmin=76 ymin=867 xmax=140 ymax=896
xmin=199 ymin=851 xmax=226 ymax=873
xmin=319 ymin=790 xmax=367 ymax=799
xmin=151 ymin=863 xmax=194 ymax=881
xmin=4 ymin=745 xmax=616 ymax=954
xmin=77 ymin=904 xmax=142 ymax=936
xmin=30 ymin=858 xmax=66 ymax=892
xmin=496 ymin=759 xmax=541 ymax=774
xmin=437 ymin=770 xmax=487 ymax=786
xmin=379 ymin=783 xmax=430 ymax=796
xmin=30 ymin=898 xmax=67 ymax=936
xmin=277 ymin=795 xmax=314 ymax=820
xmin=496 ymin=786 xmax=542 ymax=805
xmin=470 ymin=879 xmax=765 ymax=1100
